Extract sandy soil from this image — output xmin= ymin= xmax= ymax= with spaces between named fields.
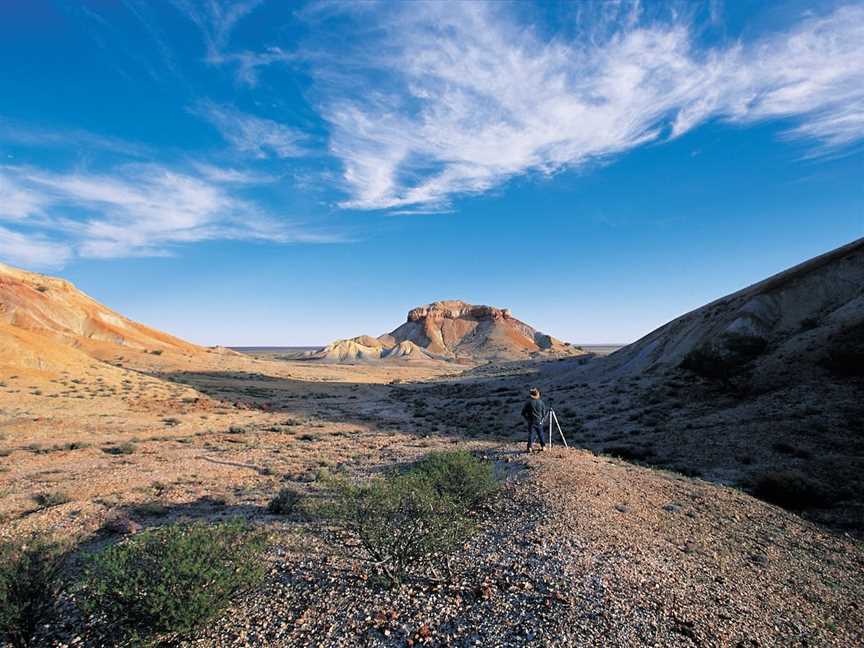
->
xmin=0 ymin=352 xmax=458 ymax=541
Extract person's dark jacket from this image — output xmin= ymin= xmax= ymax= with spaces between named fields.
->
xmin=521 ymin=398 xmax=548 ymax=424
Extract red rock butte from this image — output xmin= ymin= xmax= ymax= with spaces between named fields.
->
xmin=306 ymin=300 xmax=583 ymax=363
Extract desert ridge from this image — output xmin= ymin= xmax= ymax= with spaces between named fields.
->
xmin=0 ymin=262 xmax=271 ymax=384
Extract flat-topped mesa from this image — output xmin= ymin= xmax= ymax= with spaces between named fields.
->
xmin=305 ymin=299 xmax=583 ymax=364
xmin=407 ymin=300 xmax=512 ymax=323
xmin=393 ymin=300 xmax=540 ymax=359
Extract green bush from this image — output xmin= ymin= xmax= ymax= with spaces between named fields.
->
xmin=320 ymin=451 xmax=497 ymax=585
xmin=681 ymin=344 xmax=733 ymax=384
xmin=411 ymin=450 xmax=498 ymax=508
xmin=323 ymin=472 xmax=471 ymax=585
xmin=0 ymin=537 xmax=64 ymax=648
xmin=267 ymin=487 xmax=301 ymax=515
xmin=78 ymin=519 xmax=267 ymax=643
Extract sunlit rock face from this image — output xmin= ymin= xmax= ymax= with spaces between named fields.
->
xmin=307 ymin=299 xmax=582 ymax=364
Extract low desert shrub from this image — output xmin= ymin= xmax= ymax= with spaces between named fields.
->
xmin=603 ymin=445 xmax=655 ymax=462
xmin=58 ymin=441 xmax=91 ymax=451
xmin=751 ymin=471 xmax=831 ymax=510
xmin=820 ymin=349 xmax=864 ymax=378
xmin=799 ymin=317 xmax=820 ymax=331
xmin=681 ymin=344 xmax=733 ymax=383
xmin=411 ymin=450 xmax=498 ymax=509
xmin=102 ymin=442 xmax=136 ymax=456
xmin=78 ymin=519 xmax=267 ymax=643
xmin=819 ymin=322 xmax=864 ymax=378
xmin=680 ymin=333 xmax=768 ymax=389
xmin=319 ymin=452 xmax=497 ymax=585
xmin=133 ymin=501 xmax=168 ymax=517
xmin=770 ymin=441 xmax=812 ymax=459
xmin=723 ymin=333 xmax=768 ymax=358
xmin=0 ymin=537 xmax=64 ymax=648
xmin=267 ymin=487 xmax=301 ymax=515
xmin=33 ymin=491 xmax=72 ymax=509
xmin=322 ymin=472 xmax=471 ymax=585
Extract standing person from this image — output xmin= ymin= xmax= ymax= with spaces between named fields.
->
xmin=521 ymin=387 xmax=547 ymax=453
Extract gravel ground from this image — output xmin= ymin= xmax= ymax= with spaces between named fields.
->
xmin=173 ymin=447 xmax=864 ymax=648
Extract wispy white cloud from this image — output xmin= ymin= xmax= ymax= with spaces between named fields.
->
xmin=0 ymin=176 xmax=46 ymax=220
xmin=121 ymin=0 xmax=183 ymax=79
xmin=210 ymin=47 xmax=296 ymax=87
xmin=0 ymin=118 xmax=151 ymax=158
xmin=0 ymin=163 xmax=339 ymax=269
xmin=191 ymin=162 xmax=278 ymax=184
xmin=171 ymin=0 xmax=292 ymax=85
xmin=196 ymin=102 xmax=306 ymax=158
xmin=311 ymin=2 xmax=864 ymax=210
xmin=172 ymin=0 xmax=263 ymax=58
xmin=0 ymin=226 xmax=71 ymax=270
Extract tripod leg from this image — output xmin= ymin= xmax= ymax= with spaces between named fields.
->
xmin=553 ymin=411 xmax=569 ymax=448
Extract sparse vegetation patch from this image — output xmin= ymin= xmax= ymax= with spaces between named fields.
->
xmin=680 ymin=333 xmax=768 ymax=390
xmin=33 ymin=491 xmax=72 ymax=509
xmin=267 ymin=487 xmax=301 ymax=515
xmin=0 ymin=536 xmax=64 ymax=648
xmin=102 ymin=442 xmax=136 ymax=456
xmin=751 ymin=471 xmax=831 ymax=510
xmin=79 ymin=519 xmax=267 ymax=643
xmin=411 ymin=450 xmax=499 ymax=508
xmin=318 ymin=451 xmax=498 ymax=585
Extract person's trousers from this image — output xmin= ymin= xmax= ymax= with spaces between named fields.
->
xmin=527 ymin=420 xmax=546 ymax=450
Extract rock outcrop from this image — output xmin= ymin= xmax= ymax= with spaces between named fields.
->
xmin=305 ymin=300 xmax=581 ymax=363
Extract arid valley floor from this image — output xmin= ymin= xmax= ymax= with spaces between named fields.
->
xmin=2 ymin=347 xmax=862 ymax=647
xmin=2 ymin=241 xmax=864 ymax=646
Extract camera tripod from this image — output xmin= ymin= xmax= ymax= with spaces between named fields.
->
xmin=545 ymin=409 xmax=569 ymax=448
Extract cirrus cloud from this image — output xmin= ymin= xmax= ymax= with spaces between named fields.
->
xmin=309 ymin=2 xmax=864 ymax=210
xmin=0 ymin=162 xmax=340 ymax=268
xmin=196 ymin=102 xmax=307 ymax=159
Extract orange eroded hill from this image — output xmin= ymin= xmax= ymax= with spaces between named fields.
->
xmin=0 ymin=262 xmax=206 ymax=377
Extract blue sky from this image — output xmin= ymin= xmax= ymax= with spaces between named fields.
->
xmin=0 ymin=0 xmax=862 ymax=346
